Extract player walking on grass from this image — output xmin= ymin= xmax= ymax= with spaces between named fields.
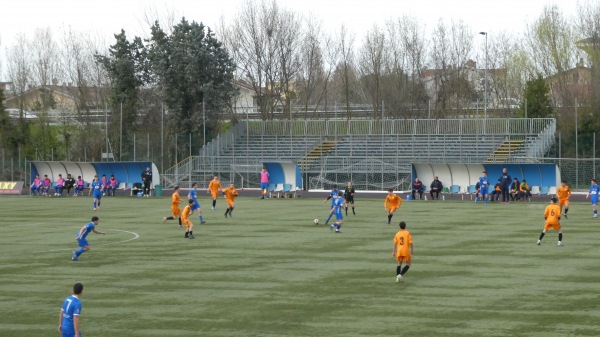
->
xmin=208 ymin=176 xmax=224 ymax=210
xmin=188 ymin=183 xmax=206 ymax=224
xmin=72 ymin=216 xmax=105 ymax=261
xmin=323 ymin=184 xmax=340 ymax=225
xmin=260 ymin=166 xmax=269 ymax=199
xmin=556 ymin=180 xmax=571 ymax=218
xmin=586 ymin=179 xmax=600 ymax=218
xmin=384 ymin=188 xmax=402 ymax=224
xmin=223 ymin=183 xmax=239 ymax=218
xmin=329 ymin=191 xmax=346 ymax=233
xmin=89 ymin=175 xmax=102 ymax=211
xmin=344 ymin=182 xmax=356 ymax=216
xmin=392 ymin=221 xmax=413 ymax=282
xmin=58 ymin=282 xmax=84 ymax=337
xmin=475 ymin=171 xmax=489 ymax=205
xmin=537 ymin=197 xmax=563 ymax=246
xmin=163 ymin=186 xmax=182 ymax=226
xmin=182 ymin=199 xmax=196 ymax=239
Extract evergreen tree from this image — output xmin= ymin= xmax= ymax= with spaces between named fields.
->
xmin=520 ymin=74 xmax=553 ymax=118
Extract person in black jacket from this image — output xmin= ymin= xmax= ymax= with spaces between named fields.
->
xmin=499 ymin=168 xmax=512 ymax=203
xmin=141 ymin=167 xmax=152 ymax=197
xmin=429 ymin=176 xmax=443 ymax=200
xmin=64 ymin=174 xmax=76 ymax=196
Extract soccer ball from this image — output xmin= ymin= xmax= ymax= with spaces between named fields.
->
xmin=313 ymin=218 xmax=320 ymax=225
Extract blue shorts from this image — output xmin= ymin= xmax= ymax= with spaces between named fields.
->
xmin=77 ymin=238 xmax=89 ymax=248
xmin=62 ymin=330 xmax=82 ymax=337
xmin=480 ymin=187 xmax=488 ymax=195
xmin=191 ymin=200 xmax=201 ymax=211
xmin=93 ymin=192 xmax=102 ymax=199
xmin=334 ymin=211 xmax=343 ymax=221
xmin=260 ymin=182 xmax=269 ymax=190
xmin=592 ymin=197 xmax=598 ymax=206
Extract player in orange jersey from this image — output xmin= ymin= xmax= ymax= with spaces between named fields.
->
xmin=392 ymin=221 xmax=413 ymax=282
xmin=181 ymin=199 xmax=195 ymax=239
xmin=537 ymin=197 xmax=563 ymax=246
xmin=223 ymin=183 xmax=239 ymax=218
xmin=384 ymin=188 xmax=403 ymax=224
xmin=208 ymin=176 xmax=224 ymax=210
xmin=163 ymin=186 xmax=182 ymax=226
xmin=555 ymin=180 xmax=571 ymax=219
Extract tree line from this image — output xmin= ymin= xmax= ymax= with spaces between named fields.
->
xmin=0 ymin=0 xmax=599 ymax=179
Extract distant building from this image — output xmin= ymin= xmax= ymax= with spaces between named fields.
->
xmin=546 ymin=63 xmax=591 ymax=107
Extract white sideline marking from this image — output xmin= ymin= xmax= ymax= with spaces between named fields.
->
xmin=32 ymin=228 xmax=140 ymax=253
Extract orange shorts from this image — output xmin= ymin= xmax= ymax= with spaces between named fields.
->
xmin=396 ymin=255 xmax=411 ymax=263
xmin=544 ymin=222 xmax=561 ymax=231
xmin=211 ymin=190 xmax=219 ymax=199
xmin=558 ymin=199 xmax=569 ymax=207
xmin=171 ymin=206 xmax=181 ymax=217
xmin=182 ymin=218 xmax=192 ymax=227
xmin=227 ymin=200 xmax=235 ymax=207
xmin=388 ymin=206 xmax=398 ymax=214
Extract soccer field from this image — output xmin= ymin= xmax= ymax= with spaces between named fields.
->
xmin=1 ymin=194 xmax=599 ymax=337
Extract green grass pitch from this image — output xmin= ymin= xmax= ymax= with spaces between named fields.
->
xmin=1 ymin=194 xmax=600 ymax=337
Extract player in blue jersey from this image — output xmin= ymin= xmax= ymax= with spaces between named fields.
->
xmin=188 ymin=183 xmax=206 ymax=224
xmin=329 ymin=191 xmax=347 ymax=233
xmin=72 ymin=216 xmax=105 ymax=261
xmin=475 ymin=171 xmax=490 ymax=205
xmin=58 ymin=282 xmax=84 ymax=337
xmin=323 ymin=184 xmax=340 ymax=225
xmin=88 ymin=175 xmax=103 ymax=211
xmin=586 ymin=178 xmax=600 ymax=218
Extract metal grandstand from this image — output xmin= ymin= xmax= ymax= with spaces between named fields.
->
xmin=162 ymin=118 xmax=556 ymax=191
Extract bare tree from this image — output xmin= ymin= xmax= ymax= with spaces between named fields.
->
xmin=6 ymin=34 xmax=31 ymax=115
xmin=335 ymin=25 xmax=357 ymax=119
xmin=358 ymin=24 xmax=386 ymax=119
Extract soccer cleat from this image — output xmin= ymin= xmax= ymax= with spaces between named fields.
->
xmin=224 ymin=212 xmax=228 ymax=218
xmin=594 ymin=214 xmax=598 ymax=218
xmin=329 ymin=224 xmax=334 ymax=231
xmin=537 ymin=240 xmax=541 ymax=245
xmin=93 ymin=208 xmax=96 ymax=211
xmin=563 ymin=214 xmax=568 ymax=219
xmin=211 ymin=207 xmax=215 ymax=210
xmin=189 ymin=235 xmax=195 ymax=239
xmin=201 ymin=221 xmax=206 ymax=224
xmin=396 ymin=274 xmax=403 ymax=282
xmin=72 ymin=251 xmax=78 ymax=261
xmin=335 ymin=229 xmax=341 ymax=233
xmin=388 ymin=220 xmax=391 ymax=225
xmin=162 ymin=217 xmax=167 ymax=224
xmin=558 ymin=241 xmax=562 ymax=246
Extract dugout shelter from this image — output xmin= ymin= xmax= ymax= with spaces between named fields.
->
xmin=263 ymin=161 xmax=302 ymax=197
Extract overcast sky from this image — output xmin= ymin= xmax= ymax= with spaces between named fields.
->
xmin=0 ymin=0 xmax=579 ymax=79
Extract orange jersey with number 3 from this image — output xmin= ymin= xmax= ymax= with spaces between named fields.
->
xmin=394 ymin=230 xmax=413 ymax=259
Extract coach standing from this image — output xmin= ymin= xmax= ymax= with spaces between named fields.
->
xmin=499 ymin=167 xmax=512 ymax=203
xmin=141 ymin=167 xmax=153 ymax=197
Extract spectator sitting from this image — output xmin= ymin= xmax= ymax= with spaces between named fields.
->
xmin=490 ymin=179 xmax=502 ymax=202
xmin=54 ymin=174 xmax=65 ymax=196
xmin=519 ymin=179 xmax=532 ymax=201
xmin=412 ymin=178 xmax=424 ymax=200
xmin=108 ymin=175 xmax=118 ymax=196
xmin=429 ymin=176 xmax=443 ymax=200
xmin=64 ymin=174 xmax=76 ymax=196
xmin=510 ymin=178 xmax=520 ymax=201
xmin=101 ymin=174 xmax=109 ymax=196
xmin=42 ymin=175 xmax=52 ymax=196
xmin=75 ymin=176 xmax=85 ymax=196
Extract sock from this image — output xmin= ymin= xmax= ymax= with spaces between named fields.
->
xmin=564 ymin=208 xmax=569 ymax=214
xmin=484 ymin=198 xmax=488 ymax=205
xmin=98 ymin=201 xmax=101 ymax=207
xmin=388 ymin=214 xmax=393 ymax=222
xmin=212 ymin=200 xmax=216 ymax=207
xmin=539 ymin=232 xmax=545 ymax=241
xmin=229 ymin=207 xmax=234 ymax=216
xmin=178 ymin=217 xmax=182 ymax=226
xmin=189 ymin=231 xmax=193 ymax=236
xmin=75 ymin=248 xmax=85 ymax=256
xmin=166 ymin=216 xmax=174 ymax=220
xmin=93 ymin=202 xmax=96 ymax=208
xmin=352 ymin=207 xmax=355 ymax=215
xmin=335 ymin=224 xmax=341 ymax=230
xmin=558 ymin=233 xmax=563 ymax=241
xmin=475 ymin=196 xmax=480 ymax=202
xmin=345 ymin=207 xmax=348 ymax=215
xmin=400 ymin=265 xmax=410 ymax=275
xmin=595 ymin=210 xmax=598 ymax=215
xmin=396 ymin=265 xmax=402 ymax=275
xmin=326 ymin=214 xmax=333 ymax=223
xmin=199 ymin=215 xmax=204 ymax=222
xmin=185 ymin=231 xmax=189 ymax=237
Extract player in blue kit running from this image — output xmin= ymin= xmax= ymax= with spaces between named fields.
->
xmin=476 ymin=171 xmax=490 ymax=205
xmin=72 ymin=216 xmax=105 ymax=261
xmin=188 ymin=183 xmax=206 ymax=224
xmin=88 ymin=175 xmax=102 ymax=211
xmin=586 ymin=178 xmax=600 ymax=218
xmin=323 ymin=184 xmax=340 ymax=225
xmin=58 ymin=282 xmax=84 ymax=337
xmin=329 ymin=191 xmax=347 ymax=233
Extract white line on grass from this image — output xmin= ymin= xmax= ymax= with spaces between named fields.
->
xmin=32 ymin=228 xmax=140 ymax=254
